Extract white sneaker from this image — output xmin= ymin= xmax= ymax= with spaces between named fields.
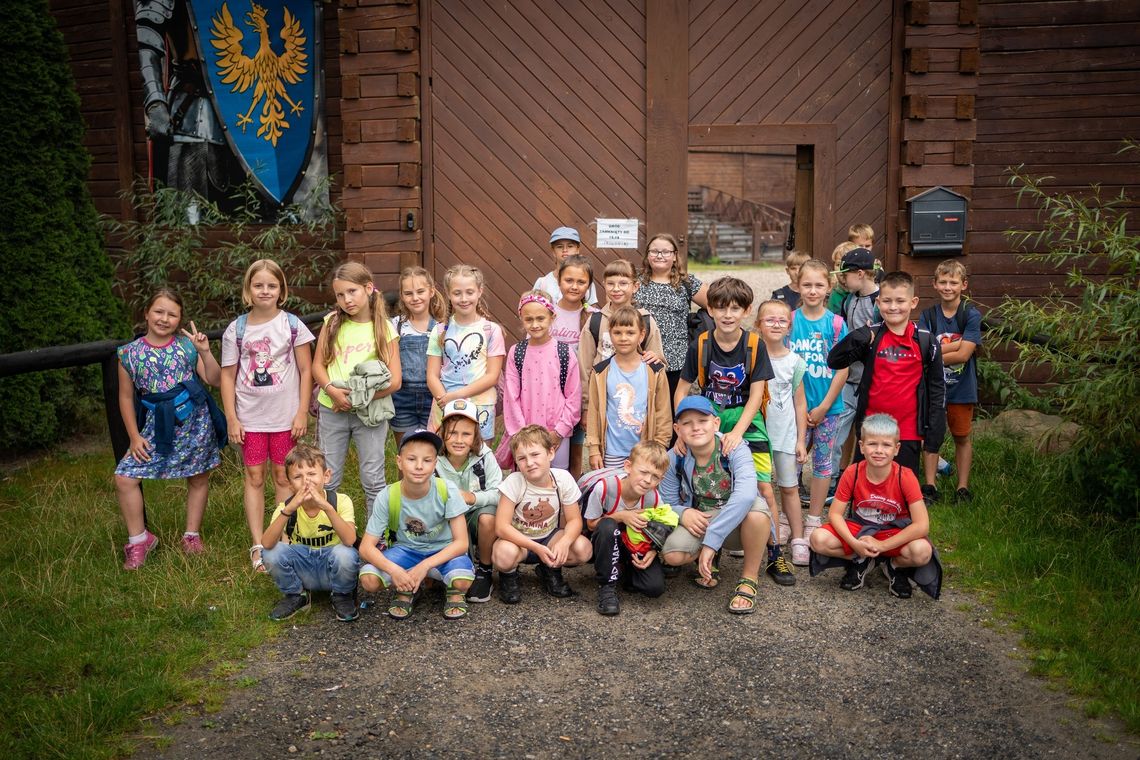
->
xmin=803 ymin=514 xmax=822 ymax=544
xmin=790 ymin=538 xmax=810 ymax=566
xmin=777 ymin=512 xmax=791 ymax=545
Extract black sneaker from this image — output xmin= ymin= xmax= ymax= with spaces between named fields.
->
xmin=955 ymin=487 xmax=974 ymax=504
xmin=498 ymin=570 xmax=521 ymax=604
xmin=535 ymin=564 xmax=576 ymax=598
xmin=765 ymin=549 xmax=796 ymax=587
xmin=331 ymin=592 xmax=358 ymax=622
xmin=662 ymin=563 xmax=683 ymax=578
xmin=596 ymin=583 xmax=620 ymax=616
xmin=467 ymin=565 xmax=493 ymax=603
xmin=839 ymin=557 xmax=872 ymax=591
xmin=269 ymin=592 xmax=310 ymax=621
xmin=921 ymin=484 xmax=940 ymax=506
xmin=882 ymin=560 xmax=913 ymax=599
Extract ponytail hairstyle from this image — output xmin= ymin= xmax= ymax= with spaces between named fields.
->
xmin=640 ymin=233 xmax=684 ymax=290
xmin=394 ymin=266 xmax=448 ymax=323
xmin=443 ymin=263 xmax=492 ymax=319
xmin=323 ymin=261 xmax=391 ymax=367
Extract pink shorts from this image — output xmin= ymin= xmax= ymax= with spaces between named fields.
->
xmin=242 ymin=431 xmax=295 ymax=467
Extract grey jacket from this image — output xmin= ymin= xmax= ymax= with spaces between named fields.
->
xmin=332 ymin=359 xmax=394 ymax=426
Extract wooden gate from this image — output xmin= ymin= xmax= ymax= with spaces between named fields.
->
xmin=424 ymin=0 xmax=648 ymax=333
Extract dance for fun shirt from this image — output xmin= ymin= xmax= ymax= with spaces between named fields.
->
xmin=427 ymin=318 xmax=507 ymax=406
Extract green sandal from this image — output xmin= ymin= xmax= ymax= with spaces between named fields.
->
xmin=443 ymin=585 xmax=469 ymax=620
xmin=388 ymin=589 xmax=418 ymax=620
xmin=691 ymin=550 xmax=721 ymax=589
xmin=728 ymin=577 xmax=759 ymax=615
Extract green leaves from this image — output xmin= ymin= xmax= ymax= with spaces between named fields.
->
xmin=995 ymin=146 xmax=1140 ymax=514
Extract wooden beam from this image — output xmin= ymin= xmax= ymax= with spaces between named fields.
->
xmin=885 ymin=0 xmax=906 ymax=270
xmin=646 ymin=0 xmax=688 ymax=257
xmin=108 ymin=0 xmax=134 ymax=220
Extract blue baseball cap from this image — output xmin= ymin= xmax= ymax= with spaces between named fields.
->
xmin=675 ymin=396 xmax=718 ymax=418
xmin=549 ymin=226 xmax=581 ymax=245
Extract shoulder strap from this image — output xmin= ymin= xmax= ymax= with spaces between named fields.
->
xmin=235 ymin=313 xmax=249 ymax=357
xmin=745 ymin=330 xmax=762 ymax=374
xmin=920 ymin=305 xmax=938 ymax=333
xmin=283 ymin=489 xmax=336 ymax=541
xmin=588 ymin=310 xmax=603 ymax=347
xmin=556 ymin=340 xmax=570 ymax=394
xmin=286 ymin=312 xmax=300 ymax=346
xmin=832 ymin=313 xmax=844 ymax=346
xmin=513 ymin=339 xmax=529 ymax=379
xmin=954 ymin=303 xmax=969 ymax=336
xmin=696 ymin=331 xmax=710 ymax=388
xmin=472 ymin=457 xmax=486 ymax=491
xmin=387 ymin=484 xmax=402 ymax=545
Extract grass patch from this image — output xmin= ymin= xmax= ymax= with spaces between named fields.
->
xmin=930 ymin=434 xmax=1140 ymax=732
xmin=0 ymin=440 xmax=394 ymax=759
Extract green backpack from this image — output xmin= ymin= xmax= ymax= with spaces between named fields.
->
xmin=384 ymin=478 xmax=449 ymax=546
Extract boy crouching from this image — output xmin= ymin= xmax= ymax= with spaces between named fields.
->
xmin=262 ymin=444 xmax=361 ymax=622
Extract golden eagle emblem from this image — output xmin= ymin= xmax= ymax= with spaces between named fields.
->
xmin=210 ymin=2 xmax=308 ymax=147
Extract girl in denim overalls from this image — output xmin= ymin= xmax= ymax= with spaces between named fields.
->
xmin=389 ymin=267 xmax=448 ymax=445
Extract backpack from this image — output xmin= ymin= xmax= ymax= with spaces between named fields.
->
xmin=588 ymin=310 xmax=656 ymax=353
xmin=235 ymin=312 xmax=302 ymax=361
xmin=920 ymin=301 xmax=978 ymax=347
xmin=513 ymin=338 xmax=570 ymax=394
xmin=385 ymin=477 xmax=450 ymax=547
xmin=283 ymin=489 xmax=362 ymax=550
xmin=694 ymin=329 xmax=770 ymax=414
xmin=683 ymin=278 xmax=714 ymax=343
xmin=577 ymin=467 xmax=662 ymax=518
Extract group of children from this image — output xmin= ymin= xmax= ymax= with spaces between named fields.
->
xmin=112 ymin=221 xmax=981 ymax=620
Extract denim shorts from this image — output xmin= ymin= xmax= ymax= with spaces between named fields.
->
xmin=359 ymin=543 xmax=475 ymax=587
xmin=391 ymin=383 xmax=433 ymax=433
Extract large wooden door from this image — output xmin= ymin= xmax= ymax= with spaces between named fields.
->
xmin=426 ymin=0 xmax=647 ymax=334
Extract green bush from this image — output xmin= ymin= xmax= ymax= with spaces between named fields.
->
xmin=996 ymin=148 xmax=1140 ymax=514
xmin=0 ymin=0 xmax=127 ymax=452
xmin=106 ymin=180 xmax=339 ymax=331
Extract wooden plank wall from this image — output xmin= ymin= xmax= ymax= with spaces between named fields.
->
xmin=688 ymin=0 xmax=895 ymax=255
xmin=895 ymin=0 xmax=980 ymax=285
xmin=967 ymin=0 xmax=1140 ymax=308
xmin=427 ymin=0 xmax=647 ymax=336
xmin=338 ymin=0 xmax=421 ymax=291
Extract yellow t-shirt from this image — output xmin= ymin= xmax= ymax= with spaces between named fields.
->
xmin=317 ymin=316 xmax=397 ymax=408
xmin=270 ymin=493 xmax=356 ymax=549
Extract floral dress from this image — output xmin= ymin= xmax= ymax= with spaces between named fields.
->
xmin=115 ymin=336 xmax=221 ymax=479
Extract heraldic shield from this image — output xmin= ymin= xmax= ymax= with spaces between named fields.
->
xmin=188 ymin=0 xmax=322 ymax=205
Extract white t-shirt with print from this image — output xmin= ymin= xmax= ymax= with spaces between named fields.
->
xmin=221 ymin=312 xmax=315 ymax=432
xmin=498 ymin=468 xmax=581 ymax=540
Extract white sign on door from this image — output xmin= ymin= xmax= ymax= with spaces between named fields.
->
xmin=595 ymin=218 xmax=640 ymax=249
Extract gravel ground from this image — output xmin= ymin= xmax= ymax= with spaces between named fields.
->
xmin=148 ymin=556 xmax=1133 ymax=759
xmin=694 ymin=265 xmax=788 ymax=306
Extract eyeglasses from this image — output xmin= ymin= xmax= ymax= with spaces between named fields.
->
xmin=648 ymin=249 xmax=676 ymax=258
xmin=760 ymin=318 xmax=789 ymax=327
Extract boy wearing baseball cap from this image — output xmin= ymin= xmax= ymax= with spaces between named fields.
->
xmin=659 ymin=396 xmax=786 ymax=614
xmin=357 ymin=428 xmax=476 ymax=620
xmin=534 ymin=225 xmax=598 ymax=307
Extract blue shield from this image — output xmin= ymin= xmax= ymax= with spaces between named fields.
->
xmin=188 ymin=0 xmax=322 ymax=204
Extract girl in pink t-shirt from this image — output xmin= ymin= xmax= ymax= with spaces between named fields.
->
xmin=221 ymin=260 xmax=315 ymax=572
xmin=500 ymin=290 xmax=582 ymax=470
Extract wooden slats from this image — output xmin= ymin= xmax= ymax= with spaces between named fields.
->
xmin=429 ymin=0 xmax=647 ymax=335
xmin=689 ymin=0 xmax=893 ymax=248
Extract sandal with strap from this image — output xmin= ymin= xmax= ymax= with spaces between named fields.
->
xmin=691 ymin=550 xmax=721 ymax=589
xmin=443 ymin=585 xmax=469 ymax=620
xmin=728 ymin=577 xmax=759 ymax=615
xmin=249 ymin=544 xmax=266 ymax=573
xmin=388 ymin=589 xmax=418 ymax=620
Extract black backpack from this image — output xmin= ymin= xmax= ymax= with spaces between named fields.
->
xmin=683 ymin=278 xmax=714 ymax=343
xmin=282 ymin=490 xmax=362 ymax=550
xmin=513 ymin=338 xmax=570 ymax=394
xmin=588 ymin=310 xmax=659 ymax=352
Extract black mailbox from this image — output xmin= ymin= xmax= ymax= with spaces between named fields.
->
xmin=907 ymin=186 xmax=967 ymax=255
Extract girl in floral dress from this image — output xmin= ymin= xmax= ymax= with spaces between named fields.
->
xmin=115 ymin=289 xmax=225 ymax=569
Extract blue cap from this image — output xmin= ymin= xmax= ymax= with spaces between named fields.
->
xmin=549 ymin=226 xmax=581 ymax=245
xmin=675 ymin=396 xmax=718 ymax=418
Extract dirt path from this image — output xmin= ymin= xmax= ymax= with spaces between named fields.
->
xmin=147 ymin=558 xmax=1133 ymax=759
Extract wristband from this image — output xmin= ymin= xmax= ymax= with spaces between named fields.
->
xmin=323 ymin=381 xmax=335 ymax=391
